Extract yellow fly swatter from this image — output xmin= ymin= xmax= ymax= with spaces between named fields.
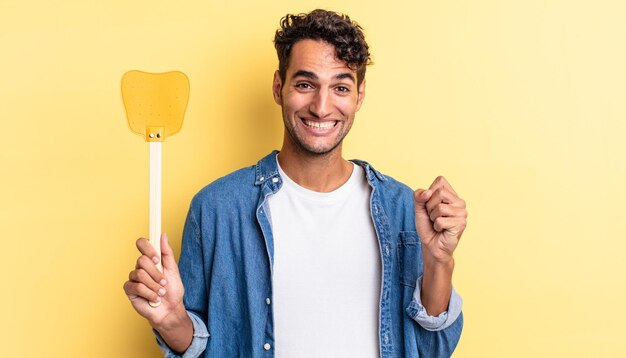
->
xmin=121 ymin=70 xmax=190 ymax=307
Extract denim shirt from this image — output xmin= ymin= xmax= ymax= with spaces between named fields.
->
xmin=155 ymin=151 xmax=463 ymax=357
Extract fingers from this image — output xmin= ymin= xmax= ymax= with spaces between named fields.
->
xmin=124 ymin=237 xmax=168 ymax=304
xmin=425 ymin=186 xmax=466 ymax=214
xmin=428 ymin=176 xmax=458 ymax=196
xmin=428 ymin=203 xmax=468 ymax=222
xmin=128 ymin=269 xmax=166 ymax=296
xmin=136 ymin=237 xmax=158 ymax=260
xmin=414 ymin=188 xmax=433 ymax=204
xmin=160 ymin=233 xmax=178 ymax=273
xmin=123 ymin=280 xmax=162 ymax=304
xmin=135 ymin=249 xmax=166 ymax=285
xmin=426 ymin=184 xmax=467 ymax=233
xmin=433 ymin=216 xmax=467 ymax=234
xmin=426 ymin=178 xmax=467 ymax=235
xmin=415 ymin=176 xmax=467 ymax=234
xmin=417 ymin=176 xmax=463 ymax=211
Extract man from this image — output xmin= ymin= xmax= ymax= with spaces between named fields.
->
xmin=124 ymin=9 xmax=467 ymax=358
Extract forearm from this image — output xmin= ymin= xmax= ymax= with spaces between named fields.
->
xmin=420 ymin=257 xmax=454 ymax=316
xmin=151 ymin=304 xmax=194 ymax=355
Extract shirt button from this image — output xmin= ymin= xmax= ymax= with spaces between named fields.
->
xmin=272 ymin=177 xmax=279 ymax=183
xmin=265 ymin=298 xmax=271 ymax=305
xmin=264 ymin=343 xmax=271 ymax=350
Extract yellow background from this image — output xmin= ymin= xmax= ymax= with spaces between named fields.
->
xmin=1 ymin=1 xmax=624 ymax=357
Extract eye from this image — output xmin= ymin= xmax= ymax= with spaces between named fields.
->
xmin=335 ymin=86 xmax=350 ymax=93
xmin=295 ymin=82 xmax=313 ymax=90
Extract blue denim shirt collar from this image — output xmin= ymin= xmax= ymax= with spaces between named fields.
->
xmin=254 ymin=151 xmax=281 ymax=186
xmin=254 ymin=150 xmax=387 ymax=187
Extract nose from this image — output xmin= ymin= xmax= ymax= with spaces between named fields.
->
xmin=309 ymin=89 xmax=331 ymax=118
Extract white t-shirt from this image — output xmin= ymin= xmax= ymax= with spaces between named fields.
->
xmin=266 ymin=160 xmax=381 ymax=357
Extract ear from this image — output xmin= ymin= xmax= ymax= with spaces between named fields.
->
xmin=355 ymin=79 xmax=366 ymax=112
xmin=272 ymin=70 xmax=282 ymax=105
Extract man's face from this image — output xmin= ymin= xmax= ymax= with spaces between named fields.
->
xmin=273 ymin=39 xmax=366 ymax=156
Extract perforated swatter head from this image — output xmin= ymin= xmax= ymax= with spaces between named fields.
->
xmin=121 ymin=70 xmax=190 ymax=141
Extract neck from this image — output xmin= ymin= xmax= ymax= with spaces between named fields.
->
xmin=278 ymin=141 xmax=353 ymax=193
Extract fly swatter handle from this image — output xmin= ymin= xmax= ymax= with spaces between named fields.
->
xmin=149 ymin=141 xmax=162 ymax=307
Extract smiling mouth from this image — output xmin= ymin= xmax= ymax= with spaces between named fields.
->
xmin=303 ymin=119 xmax=337 ymax=129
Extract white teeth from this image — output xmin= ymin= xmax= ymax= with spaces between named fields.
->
xmin=304 ymin=120 xmax=335 ymax=129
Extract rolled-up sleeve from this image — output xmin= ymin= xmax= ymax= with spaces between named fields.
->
xmin=406 ymin=275 xmax=462 ymax=331
xmin=153 ymin=311 xmax=209 ymax=358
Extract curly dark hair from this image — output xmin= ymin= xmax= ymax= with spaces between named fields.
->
xmin=274 ymin=9 xmax=371 ymax=87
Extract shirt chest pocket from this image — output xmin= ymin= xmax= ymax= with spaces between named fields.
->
xmin=396 ymin=231 xmax=423 ymax=288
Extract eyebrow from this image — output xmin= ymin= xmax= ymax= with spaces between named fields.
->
xmin=335 ymin=73 xmax=355 ymax=83
xmin=291 ymin=70 xmax=355 ymax=83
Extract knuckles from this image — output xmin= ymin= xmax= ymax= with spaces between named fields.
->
xmin=129 ymin=269 xmax=148 ymax=283
xmin=433 ymin=217 xmax=445 ymax=231
xmin=136 ymin=255 xmax=153 ymax=269
xmin=123 ymin=280 xmax=136 ymax=294
xmin=434 ymin=187 xmax=446 ymax=197
xmin=429 ymin=203 xmax=447 ymax=221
